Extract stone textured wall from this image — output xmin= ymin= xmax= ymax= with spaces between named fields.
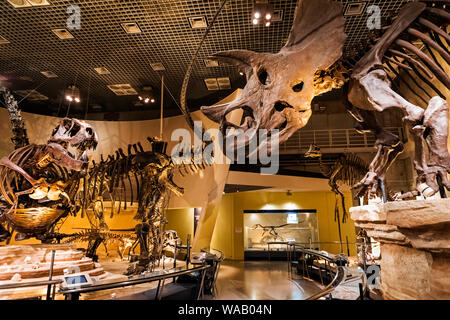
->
xmin=350 ymin=199 xmax=450 ymax=300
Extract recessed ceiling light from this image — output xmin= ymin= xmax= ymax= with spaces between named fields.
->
xmin=204 ymin=59 xmax=219 ymax=68
xmin=344 ymin=2 xmax=367 ymax=16
xmin=52 ymin=29 xmax=74 ymax=39
xmin=7 ymin=0 xmax=31 ymax=8
xmin=107 ymin=84 xmax=138 ymax=96
xmin=40 ymin=71 xmax=58 ymax=78
xmin=217 ymin=77 xmax=231 ymax=90
xmin=204 ymin=78 xmax=219 ymax=91
xmin=94 ymin=67 xmax=110 ymax=75
xmin=27 ymin=0 xmax=51 ymax=6
xmin=121 ymin=22 xmax=142 ymax=34
xmin=150 ymin=63 xmax=165 ymax=71
xmin=8 ymin=0 xmax=51 ymax=7
xmin=272 ymin=9 xmax=283 ymax=22
xmin=189 ymin=16 xmax=208 ymax=29
xmin=0 ymin=35 xmax=9 ymax=45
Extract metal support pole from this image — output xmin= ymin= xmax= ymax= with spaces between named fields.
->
xmin=160 ymin=74 xmax=164 ymax=140
xmin=46 ymin=250 xmax=56 ymax=300
xmin=186 ymin=234 xmax=191 ymax=268
xmin=155 ymin=279 xmax=166 ymax=300
xmin=197 ymin=266 xmax=207 ymax=300
xmin=346 ymin=236 xmax=350 ymax=256
xmin=379 ymin=178 xmax=387 ymax=203
xmin=173 ymin=245 xmax=177 ymax=269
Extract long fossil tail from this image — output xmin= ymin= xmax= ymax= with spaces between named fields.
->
xmin=1 ymin=88 xmax=29 ymax=149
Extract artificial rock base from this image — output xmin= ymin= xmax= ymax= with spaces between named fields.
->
xmin=350 ymin=198 xmax=450 ymax=300
xmin=0 ymin=243 xmax=123 ymax=300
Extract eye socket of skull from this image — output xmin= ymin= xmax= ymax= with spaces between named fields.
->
xmin=69 ymin=122 xmax=81 ymax=137
xmin=86 ymin=127 xmax=93 ymax=136
xmin=292 ymin=81 xmax=304 ymax=92
xmin=257 ymin=68 xmax=271 ymax=85
xmin=63 ymin=119 xmax=72 ymax=131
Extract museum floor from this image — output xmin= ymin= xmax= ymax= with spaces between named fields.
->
xmin=210 ymin=261 xmax=321 ymax=300
xmin=92 ymin=260 xmax=322 ymax=300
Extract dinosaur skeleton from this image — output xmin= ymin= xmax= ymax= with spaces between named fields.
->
xmin=201 ymin=0 xmax=450 ymax=201
xmin=252 ymin=223 xmax=289 ymax=243
xmin=73 ymin=139 xmax=210 ymax=274
xmin=306 ymin=150 xmax=370 ymax=223
xmin=305 ymin=148 xmax=380 ymax=249
xmin=63 ymin=228 xmax=132 ymax=262
xmin=0 ymin=89 xmax=98 ymax=243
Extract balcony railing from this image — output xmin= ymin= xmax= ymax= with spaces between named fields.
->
xmin=280 ymin=127 xmax=405 ymax=154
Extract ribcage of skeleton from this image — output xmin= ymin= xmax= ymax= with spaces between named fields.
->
xmin=346 ymin=1 xmax=450 ymax=99
xmin=0 ymin=144 xmax=79 ymax=208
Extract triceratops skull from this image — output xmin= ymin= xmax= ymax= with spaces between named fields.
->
xmin=201 ymin=0 xmax=346 ymax=156
xmin=49 ymin=118 xmax=98 ymax=159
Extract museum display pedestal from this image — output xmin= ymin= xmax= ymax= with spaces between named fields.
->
xmin=0 ymin=243 xmax=123 ymax=300
xmin=350 ymin=199 xmax=450 ymax=300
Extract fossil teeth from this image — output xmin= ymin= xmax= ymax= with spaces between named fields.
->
xmin=29 ymin=186 xmax=48 ymax=200
xmin=80 ymin=150 xmax=88 ymax=162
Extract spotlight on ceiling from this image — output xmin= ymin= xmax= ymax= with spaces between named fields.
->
xmin=252 ymin=1 xmax=273 ymax=27
xmin=137 ymin=85 xmax=156 ymax=105
xmin=64 ymin=85 xmax=81 ymax=103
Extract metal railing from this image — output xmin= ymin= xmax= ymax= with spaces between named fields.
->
xmin=288 ymin=244 xmax=369 ymax=300
xmin=60 ymin=264 xmax=211 ymax=300
xmin=280 ymin=127 xmax=405 ymax=154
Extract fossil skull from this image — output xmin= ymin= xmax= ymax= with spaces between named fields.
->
xmin=49 ymin=118 xmax=98 ymax=161
xmin=201 ymin=0 xmax=346 ymax=156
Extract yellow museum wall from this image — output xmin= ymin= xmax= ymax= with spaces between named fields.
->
xmin=165 ymin=208 xmax=194 ymax=244
xmin=210 ymin=191 xmax=357 ymax=260
xmin=8 ymin=207 xmax=139 ymax=248
xmin=8 ymin=190 xmax=357 ymax=260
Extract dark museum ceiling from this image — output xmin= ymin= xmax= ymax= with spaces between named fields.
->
xmin=0 ymin=0 xmax=413 ymax=120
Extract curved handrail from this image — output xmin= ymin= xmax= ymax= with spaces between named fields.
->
xmin=305 ymin=266 xmax=347 ymax=300
xmin=291 ymin=247 xmax=367 ymax=300
xmin=304 ymin=266 xmax=368 ymax=300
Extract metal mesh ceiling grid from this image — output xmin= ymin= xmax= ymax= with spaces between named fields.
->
xmin=0 ymin=0 xmax=416 ymax=116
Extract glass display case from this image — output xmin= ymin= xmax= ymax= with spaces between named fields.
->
xmin=244 ymin=209 xmax=319 ymax=252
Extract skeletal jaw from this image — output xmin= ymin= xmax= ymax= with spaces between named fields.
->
xmin=29 ymin=182 xmax=69 ymax=201
xmin=29 ymin=186 xmax=48 ymax=200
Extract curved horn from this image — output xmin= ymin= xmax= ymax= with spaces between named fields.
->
xmin=210 ymin=50 xmax=259 ymax=74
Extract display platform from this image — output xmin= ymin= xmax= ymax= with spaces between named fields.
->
xmin=0 ymin=243 xmax=125 ymax=300
xmin=350 ymin=198 xmax=450 ymax=300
